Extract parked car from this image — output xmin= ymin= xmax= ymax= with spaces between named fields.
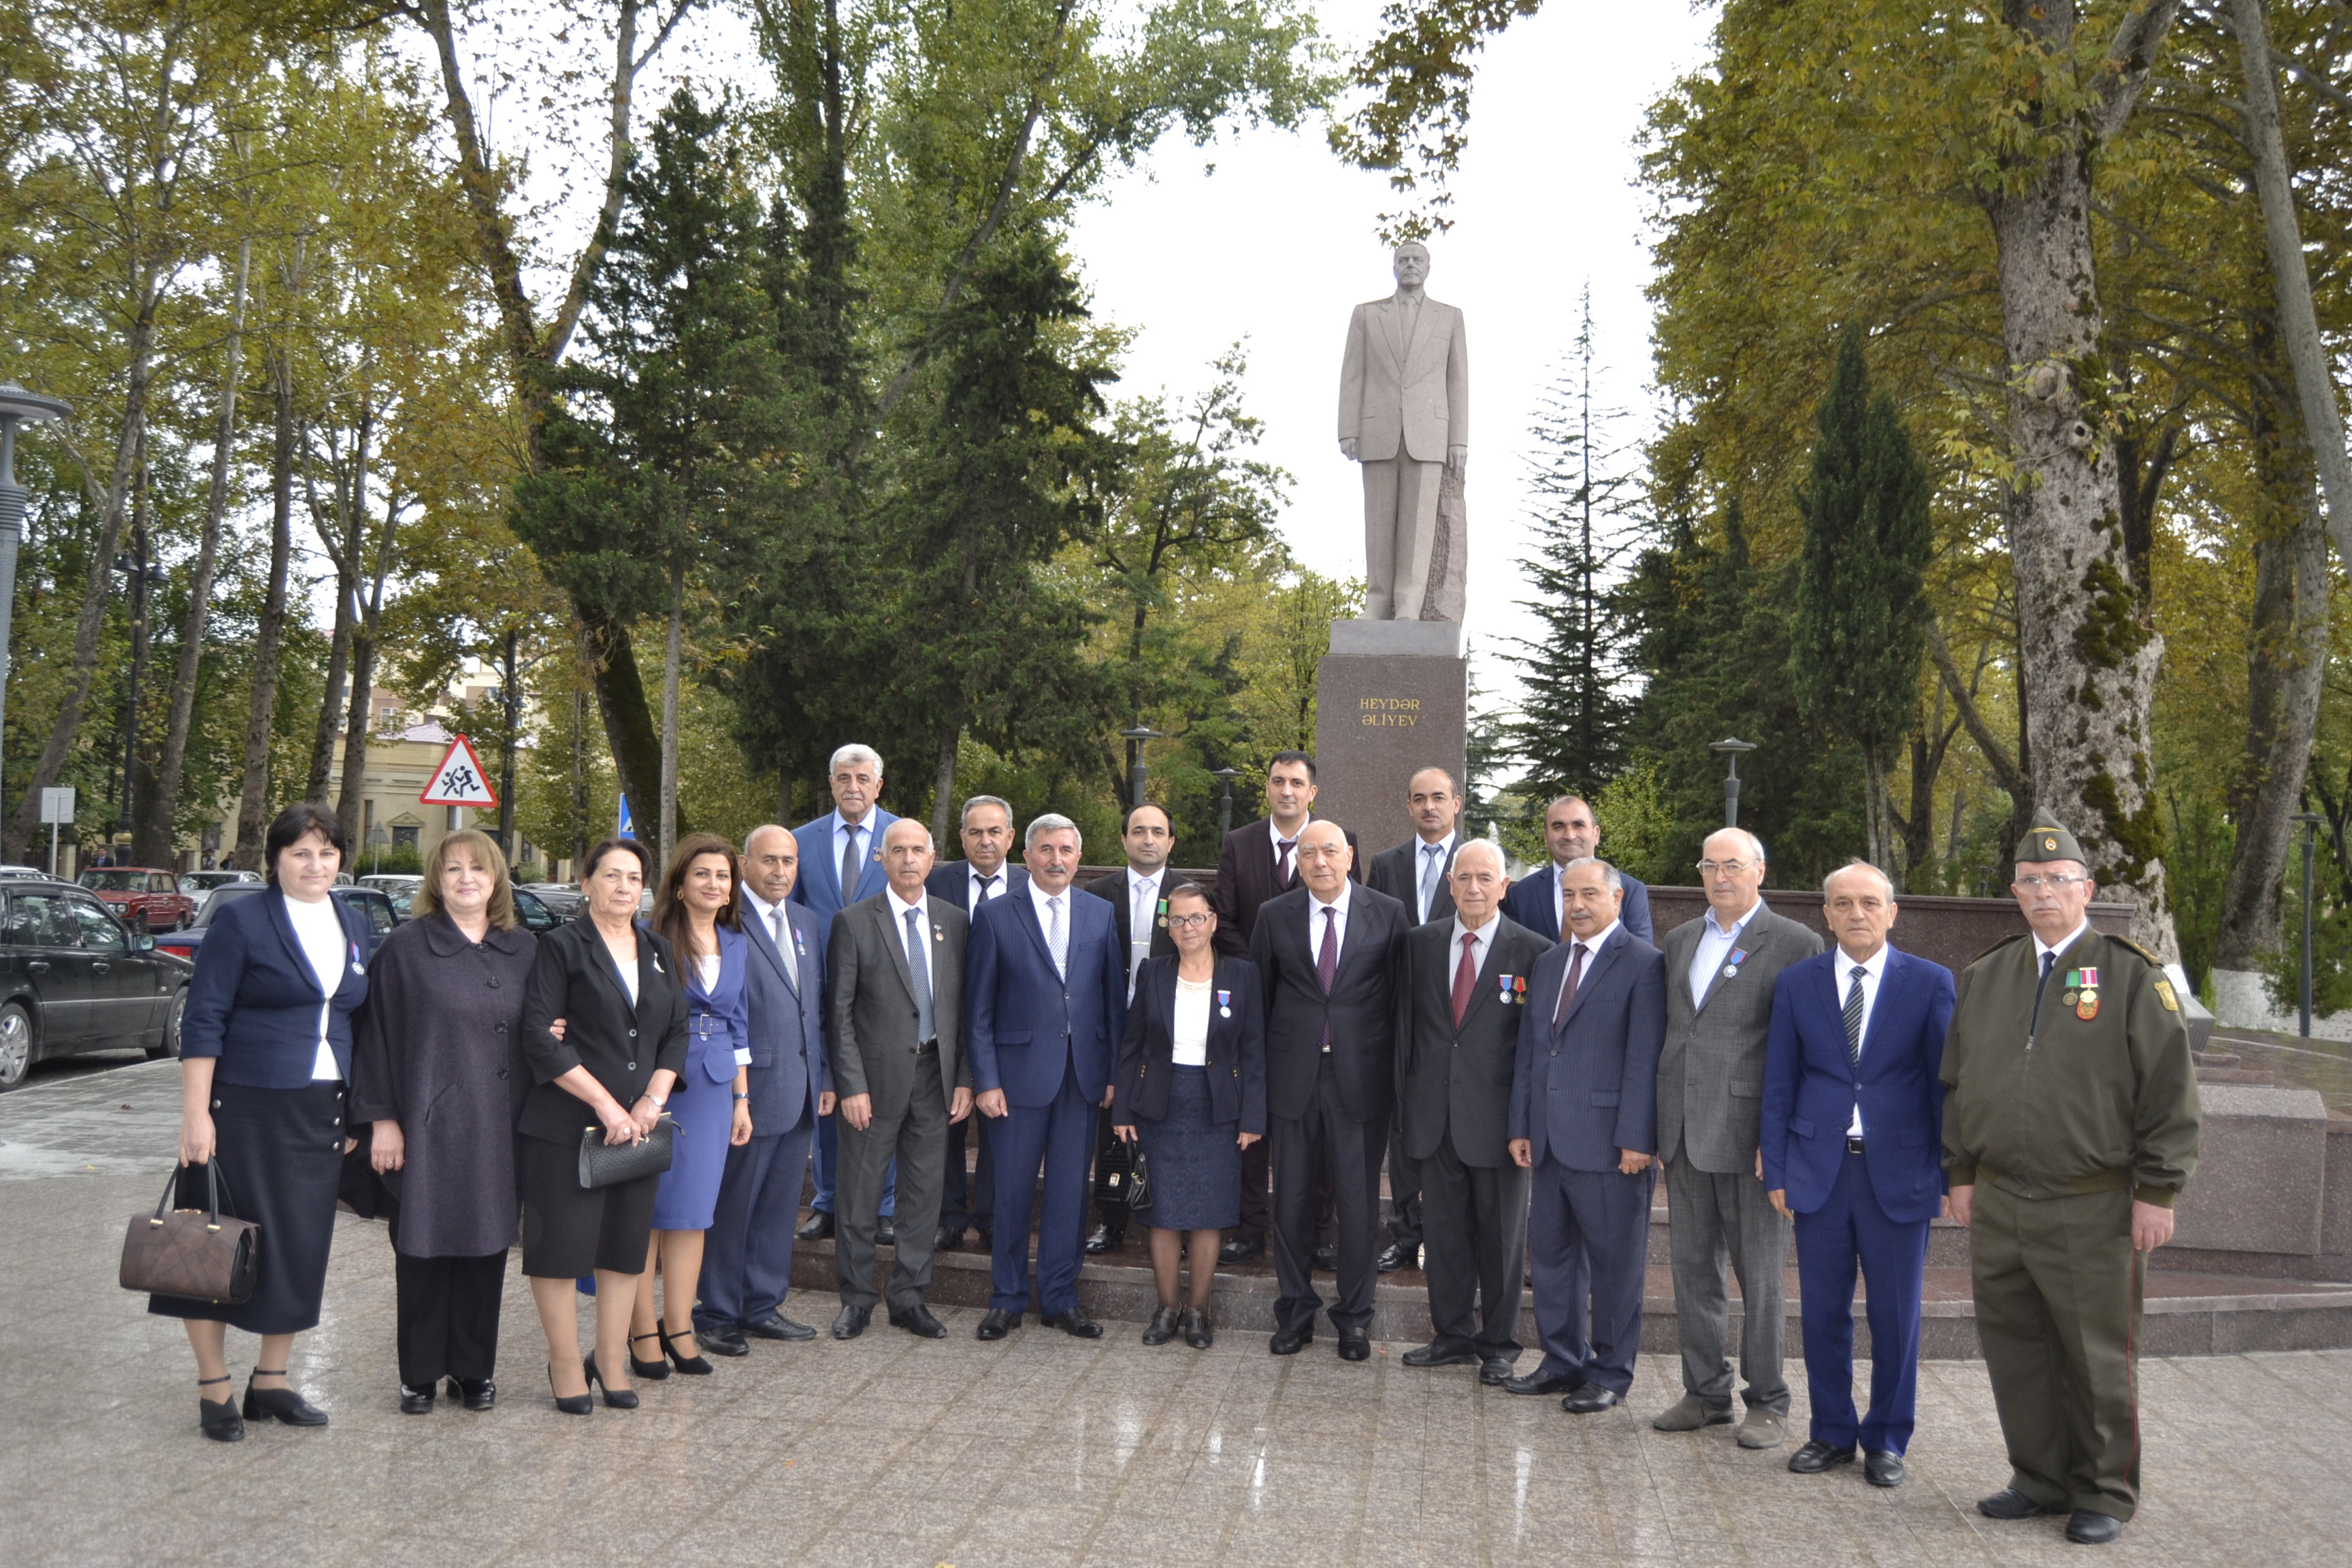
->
xmin=522 ymin=882 xmax=585 ymax=919
xmin=77 ymin=867 xmax=197 ymax=932
xmin=0 ymin=881 xmax=191 ymax=1090
xmin=357 ymin=873 xmax=424 ymax=896
xmin=385 ymin=883 xmax=564 ymax=935
xmin=178 ymin=869 xmax=261 ymax=897
xmin=0 ymin=864 xmax=54 ymax=881
xmin=152 ymin=883 xmax=402 ymax=963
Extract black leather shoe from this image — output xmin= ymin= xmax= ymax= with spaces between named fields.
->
xmin=974 ymin=1228 xmax=994 ymax=1253
xmin=1142 ymin=1307 xmax=1181 ymax=1345
xmin=446 ymin=1377 xmax=495 ymax=1411
xmin=1084 ymin=1222 xmax=1117 ymax=1254
xmin=1978 ymin=1488 xmax=2060 ymax=1520
xmin=831 ymin=1305 xmax=872 ymax=1340
xmin=1182 ymin=1309 xmax=1213 ymax=1349
xmin=936 ymin=1224 xmax=963 ymax=1252
xmin=1863 ymin=1450 xmax=1906 ymax=1488
xmin=1401 ymin=1339 xmax=1480 ymax=1369
xmin=875 ymin=1218 xmax=896 ymax=1248
xmin=242 ymin=1374 xmax=329 ymax=1426
xmin=627 ymin=1332 xmax=672 ymax=1381
xmin=2065 ymin=1512 xmax=2123 ymax=1545
xmin=197 ymin=1377 xmax=243 ymax=1441
xmin=889 ymin=1304 xmax=948 ymax=1339
xmin=581 ymin=1354 xmax=636 ymax=1409
xmin=976 ymin=1307 xmax=1019 ymax=1341
xmin=1219 ymin=1235 xmax=1263 ymax=1264
xmin=698 ymin=1324 xmax=750 ymax=1356
xmin=1478 ymin=1358 xmax=1515 ymax=1386
xmin=743 ymin=1314 xmax=816 ymax=1342
xmin=1504 ymin=1369 xmax=1577 ymax=1396
xmin=796 ymin=1210 xmax=835 ymax=1241
xmin=1337 ymin=1328 xmax=1371 ymax=1362
xmin=1311 ymin=1243 xmax=1338 ymax=1273
xmin=1788 ymin=1440 xmax=1857 ymax=1473
xmin=1376 ymin=1241 xmax=1415 ymax=1273
xmin=1269 ymin=1321 xmax=1315 ymax=1355
xmin=399 ymin=1383 xmax=436 ymax=1415
xmin=1562 ymin=1384 xmax=1622 ymax=1414
xmin=1042 ymin=1308 xmax=1105 ymax=1339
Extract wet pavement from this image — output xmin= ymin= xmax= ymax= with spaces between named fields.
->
xmin=5 ymin=1062 xmax=2347 ymax=1567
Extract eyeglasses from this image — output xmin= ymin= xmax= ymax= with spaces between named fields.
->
xmin=1695 ymin=860 xmax=1754 ymax=877
xmin=2013 ymin=874 xmax=2083 ymax=893
xmin=1166 ymin=911 xmax=1211 ymax=930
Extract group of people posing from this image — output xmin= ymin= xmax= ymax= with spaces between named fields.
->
xmin=149 ymin=747 xmax=2199 ymax=1549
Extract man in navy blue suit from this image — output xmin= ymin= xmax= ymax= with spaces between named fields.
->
xmin=1502 ymin=796 xmax=1653 ymax=945
xmin=697 ymin=824 xmax=830 ymax=1352
xmin=966 ymin=813 xmax=1127 ymax=1341
xmin=1507 ymin=857 xmax=1665 ymax=1411
xmin=790 ymin=744 xmax=900 ymax=1241
xmin=1762 ymin=862 xmax=1955 ymax=1488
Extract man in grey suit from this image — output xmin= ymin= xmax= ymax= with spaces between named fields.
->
xmin=1367 ymin=766 xmax=1464 ymax=1274
xmin=825 ymin=818 xmax=972 ymax=1341
xmin=1337 ymin=241 xmax=1469 ymax=621
xmin=697 ymin=825 xmax=832 ymax=1352
xmin=1653 ymin=827 xmax=1823 ymax=1448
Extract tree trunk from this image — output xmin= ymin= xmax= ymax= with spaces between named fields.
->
xmin=658 ymin=557 xmax=683 ymax=872
xmin=230 ymin=348 xmax=298 ymax=867
xmin=1983 ymin=1 xmax=2180 ymax=957
xmin=332 ymin=502 xmax=395 ymax=845
xmin=931 ymin=728 xmax=959 ymax=847
xmin=124 ymin=450 xmax=157 ymax=858
xmin=571 ymin=683 xmax=589 ymax=874
xmin=304 ymin=406 xmax=370 ymax=804
xmin=144 ymin=235 xmax=249 ymax=868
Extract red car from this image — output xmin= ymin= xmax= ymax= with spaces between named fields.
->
xmin=77 ymin=868 xmax=197 ymax=932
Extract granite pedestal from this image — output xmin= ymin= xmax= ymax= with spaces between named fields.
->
xmin=1313 ymin=618 xmax=1467 ymax=849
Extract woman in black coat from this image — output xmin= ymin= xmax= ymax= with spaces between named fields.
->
xmin=1111 ymin=881 xmax=1266 ymax=1349
xmin=516 ymin=837 xmax=689 ymax=1414
xmin=350 ymin=828 xmax=537 ymax=1414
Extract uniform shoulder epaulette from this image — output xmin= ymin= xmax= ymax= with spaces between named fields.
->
xmin=2106 ymin=934 xmax=2164 ymax=968
xmin=1967 ymin=932 xmax=2030 ymax=966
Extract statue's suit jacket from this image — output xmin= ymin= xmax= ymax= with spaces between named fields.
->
xmin=1655 ymin=902 xmax=1823 ymax=1173
xmin=1338 ymin=292 xmax=1469 ymax=463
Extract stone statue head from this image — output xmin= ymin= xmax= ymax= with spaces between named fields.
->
xmin=1392 ymin=242 xmax=1431 ymax=289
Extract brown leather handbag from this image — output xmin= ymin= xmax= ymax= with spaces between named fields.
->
xmin=119 ymin=1163 xmax=259 ymax=1305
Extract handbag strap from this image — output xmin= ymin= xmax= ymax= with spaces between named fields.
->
xmin=157 ymin=1160 xmax=240 ymax=1228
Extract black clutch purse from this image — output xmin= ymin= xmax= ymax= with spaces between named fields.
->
xmin=578 ymin=1114 xmax=676 ymax=1190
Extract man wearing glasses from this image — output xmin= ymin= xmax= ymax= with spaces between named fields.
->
xmin=1940 ymin=821 xmax=2200 ymax=1546
xmin=1652 ymin=828 xmax=1822 ymax=1450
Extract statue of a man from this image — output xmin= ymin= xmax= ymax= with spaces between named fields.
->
xmin=1337 ymin=242 xmax=1469 ymax=621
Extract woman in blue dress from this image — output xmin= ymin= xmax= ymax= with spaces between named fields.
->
xmin=630 ymin=832 xmax=751 ymax=1378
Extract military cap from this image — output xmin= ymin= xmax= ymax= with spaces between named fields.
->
xmin=2019 ymin=819 xmax=2087 ymax=865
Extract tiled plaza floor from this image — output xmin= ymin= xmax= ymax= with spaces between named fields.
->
xmin=4 ymin=1064 xmax=2346 ymax=1567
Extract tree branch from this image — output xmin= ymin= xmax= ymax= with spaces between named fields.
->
xmin=1927 ymin=617 xmax=2031 ymax=806
xmin=2093 ymin=0 xmax=2185 ymax=142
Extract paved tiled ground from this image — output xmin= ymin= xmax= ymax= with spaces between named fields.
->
xmin=5 ymin=1064 xmax=2346 ymax=1567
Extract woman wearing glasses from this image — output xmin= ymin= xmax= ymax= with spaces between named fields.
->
xmin=1111 ymin=881 xmax=1265 ymax=1348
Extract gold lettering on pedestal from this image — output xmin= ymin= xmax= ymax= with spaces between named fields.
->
xmin=1359 ymin=697 xmax=1421 ymax=728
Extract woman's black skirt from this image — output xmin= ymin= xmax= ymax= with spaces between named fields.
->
xmin=1137 ymin=1066 xmax=1241 ymax=1232
xmin=517 ymin=1131 xmax=660 ymax=1277
xmin=148 ymin=1081 xmax=348 ymax=1336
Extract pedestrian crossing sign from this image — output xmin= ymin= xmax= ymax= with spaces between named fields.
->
xmin=420 ymin=734 xmax=500 ymax=807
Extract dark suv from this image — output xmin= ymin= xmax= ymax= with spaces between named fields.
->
xmin=0 ymin=880 xmax=191 ymax=1090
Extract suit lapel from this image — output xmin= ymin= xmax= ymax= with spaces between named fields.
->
xmin=1011 ymin=885 xmax=1058 ymax=973
xmin=1377 ymin=297 xmax=1403 ymax=367
xmin=1560 ymin=926 xmax=1624 ymax=1032
xmin=1692 ymin=911 xmax=1774 ymax=1017
xmin=1857 ymin=948 xmax=1904 ymax=1066
xmin=871 ymin=898 xmax=918 ymax=1005
xmin=263 ymin=889 xmax=324 ymax=996
xmin=1451 ymin=925 xmax=1510 ymax=1036
xmin=745 ymin=902 xmax=791 ymax=991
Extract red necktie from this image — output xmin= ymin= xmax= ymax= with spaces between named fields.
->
xmin=1318 ymin=904 xmax=1339 ymax=1049
xmin=1451 ymin=932 xmax=1477 ymax=1028
xmin=1553 ymin=942 xmax=1588 ymax=1028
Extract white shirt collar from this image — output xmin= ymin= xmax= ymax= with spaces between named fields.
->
xmin=1028 ymin=879 xmax=1071 ymax=921
xmin=2034 ymin=920 xmax=2092 ymax=967
xmin=1309 ymin=879 xmax=1352 ymax=917
xmin=743 ymin=887 xmax=782 ymax=925
xmin=834 ymin=808 xmax=875 ymax=838
xmin=885 ymin=885 xmax=926 ymax=921
xmin=1269 ymin=817 xmax=1308 ymax=849
xmin=1449 ymin=911 xmax=1498 ymax=951
xmin=1837 ymin=941 xmax=1891 ymax=980
xmin=1706 ymin=896 xmax=1763 ymax=938
xmin=1418 ymin=831 xmax=1456 ymax=858
xmin=1127 ymin=865 xmax=1163 ymax=892
xmin=1569 ymin=919 xmax=1620 ymax=955
xmin=968 ymin=862 xmax=1008 ymax=889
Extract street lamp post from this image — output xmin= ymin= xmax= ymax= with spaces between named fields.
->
xmin=2294 ymin=811 xmax=2325 ymax=1042
xmin=1120 ymin=724 xmax=1164 ymax=811
xmin=0 ymin=382 xmax=73 ymax=816
xmin=1709 ymin=737 xmax=1757 ymax=828
xmin=1211 ymin=766 xmax=1241 ymax=840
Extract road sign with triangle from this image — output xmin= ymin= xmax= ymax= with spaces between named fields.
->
xmin=420 ymin=734 xmax=500 ymax=807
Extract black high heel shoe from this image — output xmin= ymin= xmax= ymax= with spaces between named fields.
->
xmin=662 ymin=1328 xmax=714 ymax=1375
xmin=548 ymin=1362 xmax=592 ymax=1416
xmin=197 ymin=1375 xmax=244 ymax=1442
xmin=242 ymin=1369 xmax=329 ymax=1426
xmin=583 ymin=1352 xmax=638 ymax=1409
xmin=627 ymin=1332 xmax=672 ymax=1381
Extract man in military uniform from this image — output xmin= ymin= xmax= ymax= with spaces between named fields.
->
xmin=1942 ymin=820 xmax=2200 ymax=1546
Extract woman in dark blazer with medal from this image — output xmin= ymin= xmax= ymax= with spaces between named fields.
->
xmin=517 ymin=837 xmax=689 ymax=1414
xmin=1111 ymin=881 xmax=1266 ymax=1349
xmin=155 ymin=803 xmax=372 ymax=1443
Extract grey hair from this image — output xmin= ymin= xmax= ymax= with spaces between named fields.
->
xmin=1561 ymin=855 xmax=1624 ymax=893
xmin=828 ymin=743 xmax=883 ymax=777
xmin=742 ymin=823 xmax=790 ymax=856
xmin=960 ymin=794 xmax=1013 ymax=830
xmin=1704 ymin=826 xmax=1767 ymax=864
xmin=1451 ymin=838 xmax=1505 ymax=875
xmin=1821 ymin=860 xmax=1895 ymax=900
xmin=1025 ymin=813 xmax=1082 ymax=853
xmin=881 ymin=817 xmax=932 ymax=851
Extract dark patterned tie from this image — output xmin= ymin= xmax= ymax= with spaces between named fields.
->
xmin=1278 ymin=836 xmax=1298 ymax=888
xmin=1844 ymin=964 xmax=1867 ymax=1066
xmin=1318 ymin=904 xmax=1338 ymax=1050
xmin=1451 ymin=932 xmax=1477 ymax=1029
xmin=1553 ymin=942 xmax=1588 ymax=1028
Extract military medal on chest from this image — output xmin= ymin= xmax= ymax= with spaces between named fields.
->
xmin=2064 ymin=966 xmax=2100 ymax=1021
xmin=1156 ymin=898 xmax=1169 ymax=930
xmin=1216 ymin=988 xmax=1231 ymax=1018
xmin=1725 ymin=947 xmax=1747 ymax=979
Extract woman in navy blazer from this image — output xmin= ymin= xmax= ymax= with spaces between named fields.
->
xmin=1111 ymin=883 xmax=1266 ymax=1348
xmin=154 ymin=804 xmax=373 ymax=1443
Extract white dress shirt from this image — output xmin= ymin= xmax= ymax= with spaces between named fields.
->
xmin=1173 ymin=975 xmax=1213 ymax=1067
xmin=1267 ymin=816 xmax=1307 ymax=884
xmin=965 ymin=863 xmax=1011 ymax=914
xmin=1414 ymin=832 xmax=1457 ymax=924
xmin=285 ymin=894 xmax=348 ymax=1081
xmin=1123 ymin=866 xmax=1162 ymax=999
xmin=1688 ymin=897 xmax=1763 ymax=1007
xmin=2033 ymin=919 xmax=2093 ymax=976
xmin=1835 ymin=941 xmax=1890 ymax=1137
xmin=1307 ymin=881 xmax=1353 ymax=1050
xmin=1558 ymin=919 xmax=1621 ymax=1002
xmin=745 ymin=887 xmax=800 ymax=992
xmin=1028 ymin=880 xmax=1072 ymax=976
xmin=832 ymin=810 xmax=877 ymax=892
xmin=1447 ymin=909 xmax=1498 ymax=981
xmin=885 ymin=885 xmax=929 ymax=970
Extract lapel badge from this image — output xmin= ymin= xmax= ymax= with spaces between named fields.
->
xmin=1217 ymin=987 xmax=1232 ymax=1018
xmin=350 ymin=961 xmax=365 ymax=977
xmin=934 ymin=925 xmax=946 ymax=942
xmin=2076 ymin=989 xmax=2100 ymax=1022
xmin=2078 ymin=966 xmax=2099 ymax=989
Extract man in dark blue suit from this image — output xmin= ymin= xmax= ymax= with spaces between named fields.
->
xmin=1507 ymin=858 xmax=1665 ymax=1411
xmin=1502 ymin=795 xmax=1653 ymax=945
xmin=789 ymin=744 xmax=900 ymax=1241
xmin=926 ymin=795 xmax=1028 ymax=1252
xmin=697 ymin=825 xmax=831 ymax=1352
xmin=966 ymin=813 xmax=1127 ymax=1341
xmin=1762 ymin=862 xmax=1955 ymax=1488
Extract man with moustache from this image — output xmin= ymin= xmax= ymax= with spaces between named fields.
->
xmin=927 ymin=795 xmax=1028 ymax=1253
xmin=1367 ymin=767 xmax=1465 ymax=1273
xmin=1079 ymin=802 xmax=1179 ymax=1255
xmin=1502 ymin=794 xmax=1654 ymax=945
